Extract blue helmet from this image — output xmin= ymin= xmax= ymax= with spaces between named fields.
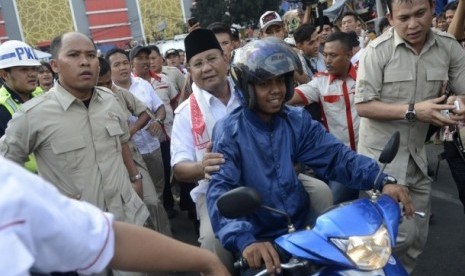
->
xmin=230 ymin=37 xmax=302 ymax=109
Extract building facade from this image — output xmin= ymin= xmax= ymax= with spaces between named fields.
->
xmin=0 ymin=0 xmax=192 ymax=49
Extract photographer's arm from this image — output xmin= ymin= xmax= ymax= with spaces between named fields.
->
xmin=447 ymin=0 xmax=465 ymax=41
xmin=302 ymin=3 xmax=313 ymax=24
xmin=110 ymin=221 xmax=229 ymax=275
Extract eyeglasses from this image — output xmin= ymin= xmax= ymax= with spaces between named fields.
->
xmin=189 ymin=54 xmax=222 ymax=70
xmin=36 ymin=66 xmax=52 ymax=74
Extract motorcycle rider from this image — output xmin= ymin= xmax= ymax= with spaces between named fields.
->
xmin=206 ymin=38 xmax=414 ymax=275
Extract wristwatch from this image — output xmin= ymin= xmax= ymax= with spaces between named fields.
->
xmin=404 ymin=103 xmax=416 ymax=122
xmin=382 ymin=175 xmax=398 ymax=186
xmin=130 ymin=173 xmax=143 ymax=182
xmin=155 ymin=118 xmax=164 ymax=125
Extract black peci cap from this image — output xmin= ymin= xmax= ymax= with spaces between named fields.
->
xmin=184 ymin=29 xmax=222 ymax=63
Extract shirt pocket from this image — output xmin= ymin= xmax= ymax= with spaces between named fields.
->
xmin=120 ymin=183 xmax=145 ymax=224
xmin=51 ymin=136 xmax=86 ymax=170
xmin=106 ymin=122 xmax=124 ymax=152
xmin=426 ymin=69 xmax=448 ymax=98
xmin=323 ymin=95 xmax=341 ymax=103
xmin=382 ymin=70 xmax=414 ymax=101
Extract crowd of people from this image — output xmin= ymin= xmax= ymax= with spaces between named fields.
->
xmin=1 ymin=0 xmax=465 ymax=275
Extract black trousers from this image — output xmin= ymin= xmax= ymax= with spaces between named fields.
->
xmin=443 ymin=141 xmax=465 ymax=213
xmin=160 ymin=141 xmax=174 ymax=210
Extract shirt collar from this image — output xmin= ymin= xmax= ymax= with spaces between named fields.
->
xmin=393 ymin=28 xmax=436 ymax=53
xmin=328 ymin=64 xmax=357 ymax=83
xmin=53 ymin=81 xmax=99 ymax=111
xmin=193 ymin=77 xmax=236 ymax=107
xmin=149 ymin=70 xmax=161 ymax=81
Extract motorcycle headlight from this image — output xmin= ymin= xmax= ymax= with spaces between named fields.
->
xmin=330 ymin=225 xmax=391 ymax=270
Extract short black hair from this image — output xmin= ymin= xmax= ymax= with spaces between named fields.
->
xmin=104 ymin=47 xmax=128 ymax=64
xmin=444 ymin=1 xmax=458 ymax=12
xmin=50 ymin=33 xmax=64 ymax=59
xmin=326 ymin=31 xmax=359 ymax=52
xmin=341 ymin=11 xmax=359 ymax=22
xmin=378 ymin=17 xmax=391 ymax=34
xmin=146 ymin=45 xmax=161 ymax=56
xmin=386 ymin=0 xmax=433 ymax=15
xmin=50 ymin=32 xmax=96 ymax=59
xmin=98 ymin=57 xmax=111 ymax=77
xmin=207 ymin=22 xmax=233 ymax=38
xmin=293 ymin=23 xmax=317 ymax=44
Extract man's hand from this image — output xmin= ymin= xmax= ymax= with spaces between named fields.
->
xmin=242 ymin=242 xmax=281 ymax=275
xmin=201 ymin=142 xmax=225 ymax=179
xmin=382 ymin=184 xmax=414 ymax=217
xmin=415 ymin=95 xmax=458 ymax=126
xmin=188 ymin=22 xmax=201 ymax=33
xmin=446 ymin=95 xmax=465 ymax=119
xmin=132 ymin=178 xmax=144 ymax=199
xmin=148 ymin=122 xmax=163 ymax=137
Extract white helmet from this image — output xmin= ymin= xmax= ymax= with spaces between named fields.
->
xmin=0 ymin=40 xmax=41 ymax=69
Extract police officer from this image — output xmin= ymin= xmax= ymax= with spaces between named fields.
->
xmin=0 ymin=40 xmax=42 ymax=172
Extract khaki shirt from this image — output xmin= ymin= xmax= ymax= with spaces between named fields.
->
xmin=111 ymin=84 xmax=160 ymax=205
xmin=112 ymin=84 xmax=148 ymax=118
xmin=162 ymin=66 xmax=186 ymax=94
xmin=355 ymin=28 xmax=465 ymax=183
xmin=0 ymin=83 xmax=149 ymax=225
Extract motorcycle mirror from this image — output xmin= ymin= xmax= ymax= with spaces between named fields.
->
xmin=217 ymin=187 xmax=262 ymax=219
xmin=378 ymin=131 xmax=400 ymax=164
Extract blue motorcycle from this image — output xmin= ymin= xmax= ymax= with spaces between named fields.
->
xmin=217 ymin=131 xmax=419 ymax=275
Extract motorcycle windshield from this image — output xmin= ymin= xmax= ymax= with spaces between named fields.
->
xmin=276 ymin=196 xmax=398 ymax=267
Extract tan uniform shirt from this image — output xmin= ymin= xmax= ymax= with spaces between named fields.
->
xmin=355 ymin=28 xmax=465 ymax=183
xmin=162 ymin=66 xmax=186 ymax=94
xmin=112 ymin=84 xmax=148 ymax=118
xmin=149 ymin=73 xmax=178 ymax=136
xmin=0 ymin=83 xmax=149 ymax=225
xmin=111 ymin=84 xmax=159 ymax=205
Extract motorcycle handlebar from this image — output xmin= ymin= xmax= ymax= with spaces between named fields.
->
xmin=234 ymin=257 xmax=308 ymax=275
xmin=234 ymin=257 xmax=249 ymax=270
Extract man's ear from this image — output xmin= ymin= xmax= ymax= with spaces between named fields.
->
xmin=386 ymin=12 xmax=394 ymax=27
xmin=50 ymin=59 xmax=59 ymax=74
xmin=0 ymin=69 xmax=7 ymax=79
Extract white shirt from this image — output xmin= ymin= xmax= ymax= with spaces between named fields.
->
xmin=295 ymin=66 xmax=359 ymax=151
xmin=0 ymin=156 xmax=114 ymax=275
xmin=351 ymin=47 xmax=364 ymax=67
xmin=170 ymin=78 xmax=241 ymax=200
xmin=128 ymin=75 xmax=164 ymax=154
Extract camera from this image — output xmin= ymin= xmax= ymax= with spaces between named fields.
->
xmin=187 ymin=17 xmax=198 ymax=27
xmin=441 ymin=109 xmax=450 ymax=118
xmin=441 ymin=100 xmax=461 ymax=118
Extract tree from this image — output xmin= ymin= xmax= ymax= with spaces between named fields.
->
xmin=191 ymin=0 xmax=282 ymax=27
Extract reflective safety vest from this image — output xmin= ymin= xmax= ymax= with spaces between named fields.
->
xmin=0 ymin=86 xmax=43 ymax=173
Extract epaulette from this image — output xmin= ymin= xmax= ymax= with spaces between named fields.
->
xmin=368 ymin=30 xmax=393 ymax=48
xmin=96 ymin=86 xmax=114 ymax=96
xmin=21 ymin=93 xmax=49 ymax=112
xmin=432 ymin=28 xmax=457 ymax=40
